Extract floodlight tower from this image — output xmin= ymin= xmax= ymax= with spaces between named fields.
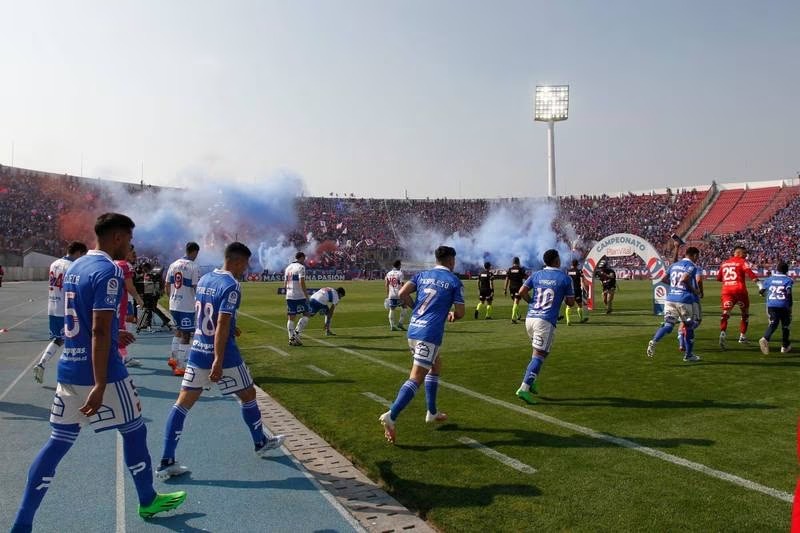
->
xmin=534 ymin=85 xmax=569 ymax=197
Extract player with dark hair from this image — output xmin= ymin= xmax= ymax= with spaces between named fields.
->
xmin=504 ymin=257 xmax=526 ymax=323
xmin=33 ymin=241 xmax=89 ymax=384
xmin=758 ymin=261 xmax=793 ymax=354
xmin=157 ymin=242 xmax=285 ymax=479
xmin=11 ymin=213 xmax=185 ymax=531
xmin=474 ymin=261 xmax=495 ymax=320
xmin=647 ymin=246 xmax=702 ymax=362
xmin=379 ymin=246 xmax=465 ymax=443
xmin=597 ymin=265 xmax=617 ymax=314
xmin=565 ymin=259 xmax=588 ymax=325
xmin=307 ymin=286 xmax=346 ymax=335
xmin=717 ymin=245 xmax=763 ymax=348
xmin=514 ymin=249 xmax=575 ymax=404
xmin=285 ymin=251 xmax=310 ymax=345
xmin=166 ymin=241 xmax=201 ymax=375
xmin=385 ymin=259 xmax=407 ymax=331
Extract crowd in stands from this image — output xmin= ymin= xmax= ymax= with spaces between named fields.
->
xmin=1 ymin=164 xmax=797 ymax=273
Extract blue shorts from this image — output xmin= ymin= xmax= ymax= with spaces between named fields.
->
xmin=387 ymin=297 xmax=401 ymax=309
xmin=170 ymin=310 xmax=195 ymax=332
xmin=49 ymin=315 xmax=65 ymax=341
xmin=308 ymin=299 xmax=329 ymax=316
xmin=286 ymin=299 xmax=309 ymax=316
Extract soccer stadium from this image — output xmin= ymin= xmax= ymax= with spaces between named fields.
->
xmin=2 ymin=3 xmax=799 ymax=532
xmin=1 ymin=161 xmax=798 ymax=531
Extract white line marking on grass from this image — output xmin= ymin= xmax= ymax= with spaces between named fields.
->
xmin=306 ymin=365 xmax=333 ymax=377
xmin=116 ymin=433 xmax=126 ymax=533
xmin=457 ymin=436 xmax=537 ymax=474
xmin=361 ymin=392 xmax=392 ymax=407
xmin=250 ymin=344 xmax=290 ymax=357
xmin=0 ymin=348 xmax=45 ymax=402
xmin=240 ymin=311 xmax=794 ymax=503
xmin=3 ymin=308 xmax=46 ymax=332
xmin=0 ymin=299 xmax=37 ymax=314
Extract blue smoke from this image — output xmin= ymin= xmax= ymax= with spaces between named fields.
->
xmin=104 ymin=173 xmax=304 ymax=270
xmin=402 ymin=199 xmax=574 ymax=272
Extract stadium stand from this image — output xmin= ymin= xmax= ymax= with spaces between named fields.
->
xmin=1 ymin=164 xmax=798 ymax=275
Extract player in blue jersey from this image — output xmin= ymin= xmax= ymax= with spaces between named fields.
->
xmin=758 ymin=261 xmax=793 ymax=355
xmin=514 ymin=249 xmax=575 ymax=404
xmin=379 ymin=246 xmax=465 ymax=443
xmin=157 ymin=242 xmax=286 ymax=479
xmin=11 ymin=214 xmax=186 ymax=533
xmin=647 ymin=246 xmax=702 ymax=362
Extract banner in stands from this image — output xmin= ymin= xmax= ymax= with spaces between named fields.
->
xmin=582 ymin=233 xmax=667 ymax=315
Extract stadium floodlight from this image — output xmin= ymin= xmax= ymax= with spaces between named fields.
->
xmin=534 ymin=85 xmax=569 ymax=197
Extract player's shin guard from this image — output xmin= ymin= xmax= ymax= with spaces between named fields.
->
xmin=240 ymin=399 xmax=265 ymax=445
xmin=286 ymin=320 xmax=296 ymax=339
xmin=12 ymin=423 xmax=79 ymax=531
xmin=740 ymin=313 xmax=749 ymax=335
xmin=37 ymin=341 xmax=62 ymax=366
xmin=162 ymin=404 xmax=189 ymax=462
xmin=653 ymin=322 xmax=675 ymax=342
xmin=522 ymin=354 xmax=546 ymax=388
xmin=295 ymin=316 xmax=309 ymax=335
xmin=424 ymin=374 xmax=440 ymax=415
xmin=389 ymin=380 xmax=418 ymax=420
xmin=119 ymin=419 xmax=156 ymax=506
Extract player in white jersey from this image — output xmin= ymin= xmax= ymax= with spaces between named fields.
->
xmin=285 ymin=251 xmax=310 ymax=345
xmin=385 ymin=259 xmax=408 ymax=331
xmin=307 ymin=287 xmax=346 ymax=335
xmin=166 ymin=242 xmax=201 ymax=375
xmin=32 ymin=241 xmax=89 ymax=384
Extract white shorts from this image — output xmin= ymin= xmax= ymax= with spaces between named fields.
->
xmin=664 ymin=302 xmax=696 ymax=324
xmin=407 ymin=339 xmax=441 ymax=370
xmin=180 ymin=362 xmax=254 ymax=395
xmin=50 ymin=377 xmax=142 ymax=432
xmin=692 ymin=301 xmax=702 ymax=323
xmin=525 ymin=318 xmax=556 ymax=354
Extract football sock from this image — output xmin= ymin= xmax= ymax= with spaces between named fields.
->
xmin=178 ymin=343 xmax=190 ymax=368
xmin=119 ymin=419 xmax=157 ymax=506
xmin=424 ymin=374 xmax=440 ymax=414
xmin=653 ymin=322 xmax=674 ymax=342
xmin=677 ymin=325 xmax=686 ymax=351
xmin=511 ymin=302 xmax=519 ymax=320
xmin=522 ymin=354 xmax=546 ymax=387
xmin=37 ymin=341 xmax=62 ymax=366
xmin=577 ymin=307 xmax=583 ymax=320
xmin=388 ymin=308 xmax=395 ymax=327
xmin=162 ymin=404 xmax=189 ymax=462
xmin=486 ymin=304 xmax=493 ymax=318
xmin=398 ymin=308 xmax=407 ymax=326
xmin=295 ymin=316 xmax=309 ymax=335
xmin=476 ymin=302 xmax=484 ymax=316
xmin=740 ymin=314 xmax=749 ymax=336
xmin=565 ymin=307 xmax=572 ymax=324
xmin=720 ymin=311 xmax=730 ymax=332
xmin=12 ymin=423 xmax=79 ymax=531
xmin=287 ymin=320 xmax=296 ymax=339
xmin=241 ymin=399 xmax=265 ymax=445
xmin=685 ymin=326 xmax=695 ymax=355
xmin=171 ymin=337 xmax=180 ymax=358
xmin=389 ymin=379 xmax=418 ymax=420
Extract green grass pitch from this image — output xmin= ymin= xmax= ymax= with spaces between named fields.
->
xmin=237 ymin=278 xmax=795 ymax=532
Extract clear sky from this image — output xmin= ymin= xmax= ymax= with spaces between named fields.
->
xmin=1 ymin=0 xmax=798 ymax=199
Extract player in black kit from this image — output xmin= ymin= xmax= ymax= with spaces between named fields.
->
xmin=597 ymin=265 xmax=617 ymax=314
xmin=474 ymin=262 xmax=495 ymax=319
xmin=503 ymin=257 xmax=526 ymax=323
xmin=565 ymin=259 xmax=588 ymax=324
